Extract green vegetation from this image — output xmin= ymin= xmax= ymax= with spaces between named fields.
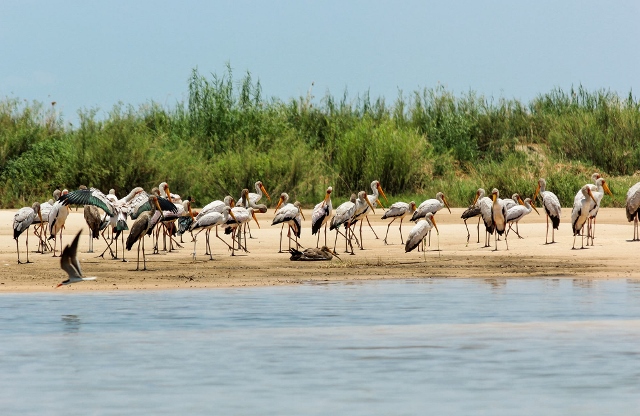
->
xmin=2 ymin=65 xmax=640 ymax=209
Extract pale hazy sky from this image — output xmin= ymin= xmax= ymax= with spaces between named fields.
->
xmin=2 ymin=1 xmax=639 ymax=122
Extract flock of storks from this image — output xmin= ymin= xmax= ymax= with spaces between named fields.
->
xmin=10 ymin=175 xmax=640 ymax=286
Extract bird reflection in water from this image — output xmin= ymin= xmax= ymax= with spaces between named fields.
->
xmin=62 ymin=314 xmax=81 ymax=334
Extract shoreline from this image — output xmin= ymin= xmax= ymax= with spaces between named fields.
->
xmin=1 ymin=207 xmax=638 ymax=293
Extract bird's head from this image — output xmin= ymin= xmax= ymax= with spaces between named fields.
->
xmin=491 ymin=188 xmax=499 ymax=203
xmin=600 ymin=179 xmax=613 ymax=197
xmin=439 ymin=192 xmax=452 ymax=213
xmin=274 ymin=193 xmax=287 ymax=213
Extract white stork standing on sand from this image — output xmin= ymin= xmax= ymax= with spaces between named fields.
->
xmin=626 ymin=182 xmax=640 ymax=241
xmin=48 ymin=189 xmax=70 ymax=257
xmin=405 ymin=213 xmax=439 ymax=254
xmin=362 ymin=180 xmax=388 ymax=239
xmin=476 ymin=189 xmax=495 ymax=248
xmin=412 ymin=192 xmax=451 ymax=247
xmin=351 ymin=191 xmax=376 ymax=250
xmin=272 ymin=193 xmax=305 ymax=253
xmin=126 ymin=195 xmax=164 ymax=271
xmin=13 ymin=202 xmax=43 ymax=264
xmin=506 ymin=196 xmax=539 ymax=239
xmin=193 ymin=195 xmax=235 ymax=255
xmin=571 ymin=185 xmax=598 ymax=249
xmin=311 ymin=187 xmax=333 ymax=248
xmin=241 ymin=181 xmax=270 ymax=238
xmin=330 ymin=194 xmax=357 ymax=254
xmin=491 ymin=188 xmax=508 ymax=251
xmin=461 ymin=188 xmax=484 ymax=245
xmin=190 ymin=206 xmax=236 ymax=261
xmin=534 ymin=178 xmax=561 ymax=244
xmin=224 ymin=206 xmax=260 ymax=256
xmin=381 ymin=201 xmax=416 ymax=245
xmin=582 ymin=177 xmax=612 ymax=245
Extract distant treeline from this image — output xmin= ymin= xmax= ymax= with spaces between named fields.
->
xmin=2 ymin=65 xmax=640 ymax=209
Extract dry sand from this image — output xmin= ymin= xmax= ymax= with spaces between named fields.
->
xmin=0 ymin=207 xmax=638 ymax=293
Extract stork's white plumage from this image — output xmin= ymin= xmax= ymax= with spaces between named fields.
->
xmin=411 ymin=192 xmax=451 ymax=222
xmin=190 ymin=206 xmax=236 ymax=261
xmin=47 ymin=190 xmax=70 ymax=257
xmin=381 ymin=201 xmax=416 ymax=244
xmin=272 ymin=194 xmax=304 ymax=253
xmin=196 ymin=196 xmax=235 ymax=221
xmin=311 ymin=187 xmax=333 ymax=247
xmin=473 ymin=188 xmax=495 ymax=248
xmin=534 ymin=178 xmax=561 ymax=244
xmin=362 ymin=180 xmax=387 ymax=239
xmin=330 ymin=194 xmax=357 ymax=254
xmin=572 ymin=185 xmax=597 ymax=249
xmin=13 ymin=202 xmax=42 ymax=264
xmin=506 ymin=196 xmax=539 ymax=239
xmin=405 ymin=213 xmax=438 ymax=253
xmin=626 ymin=181 xmax=640 ymax=240
xmin=490 ymin=189 xmax=508 ymax=251
xmin=225 ymin=206 xmax=260 ymax=255
xmin=584 ymin=178 xmax=613 ymax=245
xmin=244 ymin=181 xmax=270 ymax=206
xmin=351 ymin=191 xmax=376 ymax=250
xmin=159 ymin=182 xmax=181 ymax=204
xmin=573 ymin=173 xmax=602 ymax=205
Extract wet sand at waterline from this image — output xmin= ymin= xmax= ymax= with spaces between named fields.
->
xmin=0 ymin=207 xmax=638 ymax=292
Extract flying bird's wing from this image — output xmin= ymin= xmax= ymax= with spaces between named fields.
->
xmin=61 ymin=230 xmax=83 ymax=278
xmin=59 ymin=188 xmax=115 ymax=216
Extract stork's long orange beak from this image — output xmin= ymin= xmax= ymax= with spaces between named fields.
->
xmin=188 ymin=203 xmax=194 ymax=219
xmin=603 ymin=181 xmax=613 ymax=197
xmin=377 ymin=183 xmax=388 ymax=203
xmin=431 ymin=215 xmax=439 ymax=234
xmin=274 ymin=196 xmax=284 ymax=213
xmin=472 ymin=192 xmax=480 ymax=205
xmin=366 ymin=196 xmax=376 ymax=214
xmin=531 ymin=203 xmax=540 ymax=215
xmin=443 ymin=196 xmax=451 ymax=213
xmin=165 ymin=186 xmax=171 ymax=200
xmin=299 ymin=208 xmax=306 ymax=221
xmin=533 ymin=184 xmax=541 ymax=201
xmin=229 ymin=209 xmax=237 ymax=221
xmin=252 ymin=210 xmax=260 ymax=228
xmin=261 ymin=184 xmax=270 ymax=201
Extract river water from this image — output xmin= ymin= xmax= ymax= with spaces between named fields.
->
xmin=2 ymin=278 xmax=640 ymax=415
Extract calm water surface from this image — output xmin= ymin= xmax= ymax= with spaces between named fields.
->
xmin=2 ymin=278 xmax=640 ymax=415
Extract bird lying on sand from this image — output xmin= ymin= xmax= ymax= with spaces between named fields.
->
xmin=289 ymin=246 xmax=341 ymax=261
xmin=57 ymin=230 xmax=97 ymax=287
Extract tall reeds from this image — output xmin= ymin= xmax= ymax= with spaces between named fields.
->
xmin=1 ymin=68 xmax=639 ymax=208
